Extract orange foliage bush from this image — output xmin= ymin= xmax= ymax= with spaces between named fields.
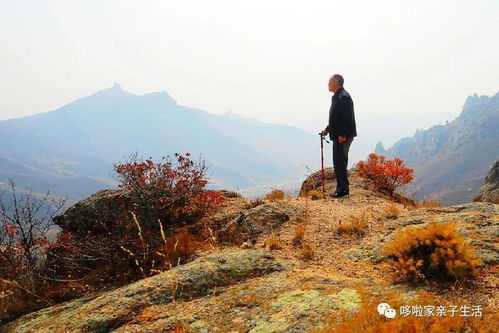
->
xmin=356 ymin=153 xmax=414 ymax=195
xmin=384 ymin=221 xmax=482 ymax=283
xmin=264 ymin=189 xmax=286 ymax=201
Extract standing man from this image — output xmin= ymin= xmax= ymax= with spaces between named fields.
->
xmin=321 ymin=74 xmax=357 ymax=198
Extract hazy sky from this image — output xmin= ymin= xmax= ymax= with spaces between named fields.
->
xmin=1 ymin=0 xmax=498 ymax=151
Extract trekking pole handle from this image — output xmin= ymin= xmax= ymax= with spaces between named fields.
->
xmin=319 ymin=132 xmax=330 ymax=144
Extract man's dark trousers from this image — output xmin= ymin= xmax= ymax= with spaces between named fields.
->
xmin=332 ymin=137 xmax=353 ymax=194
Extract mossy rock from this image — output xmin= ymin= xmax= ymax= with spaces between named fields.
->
xmin=214 ymin=202 xmax=301 ymax=245
xmin=3 ymin=249 xmax=284 ymax=332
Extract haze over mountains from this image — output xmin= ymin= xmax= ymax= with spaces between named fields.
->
xmin=377 ymin=91 xmax=499 ymax=205
xmin=0 ymin=84 xmax=320 ymax=201
xmin=1 ymin=84 xmax=497 ymax=205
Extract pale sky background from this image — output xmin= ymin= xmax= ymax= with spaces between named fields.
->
xmin=1 ymin=0 xmax=498 ymax=155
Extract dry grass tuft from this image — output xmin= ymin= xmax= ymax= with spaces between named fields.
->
xmin=301 ymin=243 xmax=315 ymax=260
xmin=306 ymin=189 xmax=326 ymax=200
xmin=384 ymin=220 xmax=482 ymax=284
xmin=336 ymin=212 xmax=369 ymax=237
xmin=292 ymin=223 xmax=307 ymax=246
xmin=411 ymin=199 xmax=442 ymax=209
xmin=156 ymin=226 xmax=206 ymax=269
xmin=262 ymin=235 xmax=283 ymax=250
xmin=383 ymin=203 xmax=400 ymax=219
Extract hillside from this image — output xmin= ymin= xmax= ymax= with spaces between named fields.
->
xmin=376 ymin=91 xmax=499 ymax=205
xmin=0 ymin=84 xmax=318 ymax=200
xmin=3 ymin=170 xmax=497 ymax=332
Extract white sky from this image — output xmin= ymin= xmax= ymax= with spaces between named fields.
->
xmin=1 ymin=0 xmax=498 ymax=149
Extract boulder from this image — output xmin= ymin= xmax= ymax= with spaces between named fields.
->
xmin=213 ymin=202 xmax=301 ymax=245
xmin=53 ymin=188 xmax=134 ymax=234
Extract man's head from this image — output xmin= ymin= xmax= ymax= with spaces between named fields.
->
xmin=328 ymin=74 xmax=344 ymax=93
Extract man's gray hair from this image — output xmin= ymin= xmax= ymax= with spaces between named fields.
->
xmin=330 ymin=74 xmax=344 ymax=86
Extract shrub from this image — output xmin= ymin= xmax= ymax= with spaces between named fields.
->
xmin=264 ymin=189 xmax=285 ymax=201
xmin=0 ymin=178 xmax=66 ymax=322
xmin=47 ymin=152 xmax=225 ymax=297
xmin=113 ymin=152 xmax=225 ymax=224
xmin=356 ymin=153 xmax=414 ymax=196
xmin=384 ymin=221 xmax=482 ymax=283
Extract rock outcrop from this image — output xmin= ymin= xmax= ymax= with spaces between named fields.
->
xmin=52 ymin=188 xmax=135 ymax=233
xmin=2 ymin=249 xmax=286 ymax=332
xmin=474 ymin=159 xmax=499 ymax=204
xmin=211 ymin=201 xmax=302 ymax=245
xmin=381 ymin=92 xmax=499 ymax=205
xmin=345 ymin=202 xmax=499 ymax=265
xmin=3 ymin=168 xmax=499 ymax=332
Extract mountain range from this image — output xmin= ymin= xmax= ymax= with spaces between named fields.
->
xmin=376 ymin=91 xmax=499 ymax=205
xmin=0 ymin=84 xmax=319 ymax=201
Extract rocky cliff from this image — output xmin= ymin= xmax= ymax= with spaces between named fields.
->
xmin=379 ymin=92 xmax=499 ymax=205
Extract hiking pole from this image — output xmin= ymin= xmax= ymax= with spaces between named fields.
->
xmin=318 ymin=132 xmax=330 ymax=193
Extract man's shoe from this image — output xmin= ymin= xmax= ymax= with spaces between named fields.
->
xmin=330 ymin=191 xmax=349 ymax=198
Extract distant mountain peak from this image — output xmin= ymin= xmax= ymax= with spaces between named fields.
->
xmin=141 ymin=90 xmax=177 ymax=105
xmin=89 ymin=83 xmax=134 ymax=99
xmin=459 ymin=91 xmax=498 ymax=121
xmin=223 ymin=110 xmax=262 ymax=123
xmin=374 ymin=141 xmax=386 ymax=154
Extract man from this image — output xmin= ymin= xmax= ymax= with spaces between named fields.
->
xmin=321 ymin=74 xmax=357 ymax=198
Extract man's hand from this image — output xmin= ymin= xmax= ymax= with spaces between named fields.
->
xmin=338 ymin=135 xmax=347 ymax=143
xmin=321 ymin=129 xmax=328 ymax=136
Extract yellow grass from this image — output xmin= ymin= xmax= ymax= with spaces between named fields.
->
xmin=383 ymin=203 xmax=400 ymax=219
xmin=262 ymin=235 xmax=283 ymax=250
xmin=301 ymin=243 xmax=315 ymax=260
xmin=336 ymin=212 xmax=369 ymax=237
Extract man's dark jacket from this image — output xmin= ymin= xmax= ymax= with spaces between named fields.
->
xmin=326 ymin=87 xmax=357 ymax=141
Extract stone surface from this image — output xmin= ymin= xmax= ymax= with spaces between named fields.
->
xmin=213 ymin=201 xmax=301 ymax=245
xmin=2 ymin=249 xmax=285 ymax=333
xmin=345 ymin=202 xmax=499 ymax=265
xmin=474 ymin=159 xmax=499 ymax=204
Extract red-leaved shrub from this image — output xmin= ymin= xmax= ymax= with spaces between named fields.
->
xmin=356 ymin=153 xmax=414 ymax=195
xmin=47 ymin=152 xmax=225 ymax=299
